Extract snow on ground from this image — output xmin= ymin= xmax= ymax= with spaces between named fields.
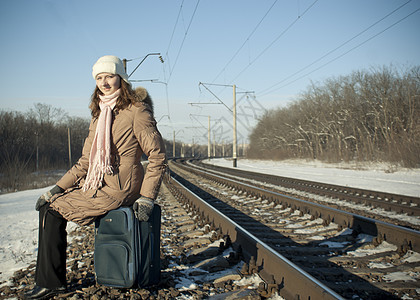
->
xmin=0 ymin=186 xmax=77 ymax=286
xmin=205 ymin=158 xmax=420 ymax=198
xmin=0 ymin=158 xmax=419 ymax=291
xmin=0 ymin=187 xmax=47 ymax=285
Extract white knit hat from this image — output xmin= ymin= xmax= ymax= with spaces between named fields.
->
xmin=92 ymin=55 xmax=130 ymax=85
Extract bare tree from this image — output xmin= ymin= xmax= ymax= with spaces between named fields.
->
xmin=248 ymin=65 xmax=420 ymax=167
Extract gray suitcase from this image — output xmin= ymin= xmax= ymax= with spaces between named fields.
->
xmin=94 ymin=205 xmax=161 ymax=288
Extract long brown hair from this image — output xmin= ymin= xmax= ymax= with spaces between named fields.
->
xmin=89 ymin=78 xmax=137 ymax=118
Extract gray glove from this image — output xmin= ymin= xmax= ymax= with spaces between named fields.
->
xmin=133 ymin=196 xmax=154 ymax=221
xmin=35 ymin=185 xmax=64 ymax=211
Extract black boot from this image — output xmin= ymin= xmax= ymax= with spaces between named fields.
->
xmin=24 ymin=285 xmax=66 ymax=299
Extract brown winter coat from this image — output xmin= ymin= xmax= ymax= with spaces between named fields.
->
xmin=50 ymin=87 xmax=167 ymax=225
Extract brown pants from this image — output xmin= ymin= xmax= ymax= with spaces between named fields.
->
xmin=35 ymin=204 xmax=67 ymax=288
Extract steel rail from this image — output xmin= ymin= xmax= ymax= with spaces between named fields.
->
xmin=179 ymin=160 xmax=420 ymax=254
xmin=167 ymin=175 xmax=345 ymax=300
xmin=196 ymin=160 xmax=420 ymax=215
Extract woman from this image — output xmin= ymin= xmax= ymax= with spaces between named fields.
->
xmin=24 ymin=55 xmax=167 ymax=299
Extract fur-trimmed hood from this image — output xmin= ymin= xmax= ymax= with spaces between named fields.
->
xmin=134 ymin=86 xmax=154 ymax=115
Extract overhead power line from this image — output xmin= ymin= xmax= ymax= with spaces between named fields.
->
xmin=228 ymin=0 xmax=319 ymax=85
xmin=164 ymin=0 xmax=185 ymax=76
xmin=259 ymin=3 xmax=420 ymax=96
xmin=258 ymin=0 xmax=414 ymax=96
xmin=167 ymin=0 xmax=201 ymax=84
xmin=211 ymin=0 xmax=279 ymax=84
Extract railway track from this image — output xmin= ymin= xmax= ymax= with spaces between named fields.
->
xmin=3 ymin=159 xmax=419 ymax=299
xmin=192 ymin=159 xmax=420 ymax=230
xmin=165 ymin=159 xmax=420 ymax=299
xmin=4 ymin=183 xmax=265 ymax=299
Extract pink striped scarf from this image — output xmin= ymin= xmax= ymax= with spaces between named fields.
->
xmin=83 ymin=89 xmax=121 ymax=191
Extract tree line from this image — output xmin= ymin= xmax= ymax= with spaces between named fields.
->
xmin=247 ymin=65 xmax=420 ymax=167
xmin=3 ymin=65 xmax=418 ymax=192
xmin=0 ymin=104 xmax=90 ymax=192
xmin=0 ymin=103 xmax=213 ymax=193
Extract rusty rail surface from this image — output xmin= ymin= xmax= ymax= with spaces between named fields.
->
xmin=196 ymin=160 xmax=420 ymax=217
xmin=167 ymin=159 xmax=420 ymax=298
xmin=166 ymin=175 xmax=345 ymax=300
xmin=180 ymin=160 xmax=420 ymax=254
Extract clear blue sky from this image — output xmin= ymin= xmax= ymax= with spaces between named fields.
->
xmin=1 ymin=0 xmax=419 ymax=145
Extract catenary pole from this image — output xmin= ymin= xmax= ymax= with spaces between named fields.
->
xmin=173 ymin=131 xmax=176 ymax=158
xmin=208 ymin=116 xmax=211 ymax=160
xmin=233 ymin=85 xmax=237 ymax=167
xmin=195 ymin=82 xmax=239 ymax=167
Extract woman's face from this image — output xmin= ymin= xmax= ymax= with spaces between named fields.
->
xmin=95 ymin=73 xmax=121 ymax=96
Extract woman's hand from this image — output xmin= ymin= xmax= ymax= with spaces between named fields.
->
xmin=133 ymin=196 xmax=154 ymax=221
xmin=35 ymin=185 xmax=64 ymax=211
